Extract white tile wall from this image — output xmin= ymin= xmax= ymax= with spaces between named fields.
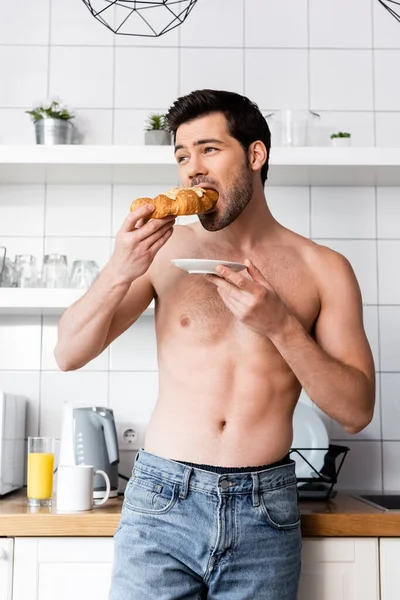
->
xmin=383 ymin=442 xmax=400 ymax=491
xmin=374 ymin=51 xmax=400 ymax=111
xmin=378 ymin=241 xmax=400 ymax=304
xmin=0 ymin=109 xmax=35 ymax=144
xmin=309 ymin=0 xmax=372 ymax=49
xmin=49 ymin=47 xmax=114 ymax=109
xmin=40 ymin=371 xmax=109 ymax=438
xmin=0 ymin=47 xmax=48 ymax=107
xmin=266 ymin=186 xmax=310 ymax=238
xmin=376 ymin=112 xmax=400 ymax=147
xmin=310 ymin=50 xmax=374 ymax=111
xmin=311 ymin=187 xmax=376 ymax=239
xmin=181 ymin=0 xmax=244 ymax=48
xmin=109 ymin=372 xmax=158 ymax=422
xmin=50 ymin=0 xmax=115 ymax=46
xmin=0 ymin=0 xmax=399 ymax=493
xmin=245 ymin=0 xmax=308 ymax=48
xmin=0 ymin=0 xmax=50 ymax=45
xmin=245 ymin=49 xmax=308 ymax=110
xmin=115 ymin=47 xmax=179 ymax=108
xmin=180 ymin=48 xmax=244 ymax=96
xmin=45 ymin=185 xmax=112 ymax=237
xmin=377 ymin=187 xmax=400 ymax=237
xmin=0 ymin=185 xmax=45 ymax=237
xmin=379 ymin=307 xmax=400 ymax=372
xmin=373 ymin=0 xmax=400 ymax=48
xmin=309 ymin=111 xmax=375 ymax=147
xmin=381 ymin=373 xmax=400 ymax=441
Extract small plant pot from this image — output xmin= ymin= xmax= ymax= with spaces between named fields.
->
xmin=145 ymin=130 xmax=171 ymax=146
xmin=331 ymin=137 xmax=351 ymax=147
xmin=35 ymin=118 xmax=74 ymax=145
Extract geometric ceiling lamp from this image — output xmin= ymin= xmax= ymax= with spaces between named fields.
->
xmin=376 ymin=0 xmax=400 ymax=23
xmin=81 ymin=0 xmax=199 ymax=37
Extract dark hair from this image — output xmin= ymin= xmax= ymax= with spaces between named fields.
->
xmin=166 ymin=89 xmax=271 ymax=184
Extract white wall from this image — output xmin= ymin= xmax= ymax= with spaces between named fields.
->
xmin=0 ymin=0 xmax=400 ymax=492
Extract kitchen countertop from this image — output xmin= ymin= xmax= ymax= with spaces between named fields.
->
xmin=1 ymin=491 xmax=400 ymax=537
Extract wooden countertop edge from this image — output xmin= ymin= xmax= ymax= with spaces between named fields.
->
xmin=300 ymin=513 xmax=400 ymax=537
xmin=2 ymin=512 xmax=400 ymax=538
xmin=0 ymin=514 xmax=121 ymax=537
xmin=2 ymin=493 xmax=400 ymax=538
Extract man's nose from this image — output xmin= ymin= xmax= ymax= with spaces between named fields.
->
xmin=186 ymin=155 xmax=208 ymax=180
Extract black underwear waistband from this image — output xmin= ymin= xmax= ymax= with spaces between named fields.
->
xmin=173 ymin=453 xmax=291 ymax=475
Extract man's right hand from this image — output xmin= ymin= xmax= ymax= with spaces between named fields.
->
xmin=109 ymin=205 xmax=175 ymax=284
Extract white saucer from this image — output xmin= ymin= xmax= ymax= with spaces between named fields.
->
xmin=171 ymin=259 xmax=246 ymax=275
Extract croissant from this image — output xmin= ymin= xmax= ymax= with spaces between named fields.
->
xmin=130 ymin=186 xmax=219 ymax=219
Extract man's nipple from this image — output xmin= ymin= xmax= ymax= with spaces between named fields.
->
xmin=180 ymin=315 xmax=190 ymax=327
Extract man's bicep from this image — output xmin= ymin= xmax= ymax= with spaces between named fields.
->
xmin=314 ymin=253 xmax=375 ymax=384
xmin=102 ymin=273 xmax=155 ymax=351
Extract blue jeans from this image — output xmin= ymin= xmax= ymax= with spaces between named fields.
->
xmin=109 ymin=449 xmax=302 ymax=600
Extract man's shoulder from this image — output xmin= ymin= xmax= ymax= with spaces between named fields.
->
xmin=303 ymin=239 xmax=352 ymax=273
xmin=279 ymin=226 xmax=354 ymax=283
xmin=297 ymin=237 xmax=356 ymax=298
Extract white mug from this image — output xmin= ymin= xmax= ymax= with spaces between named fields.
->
xmin=56 ymin=465 xmax=111 ymax=512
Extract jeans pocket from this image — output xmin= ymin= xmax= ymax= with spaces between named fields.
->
xmin=259 ymin=481 xmax=301 ymax=530
xmin=124 ymin=471 xmax=178 ymax=515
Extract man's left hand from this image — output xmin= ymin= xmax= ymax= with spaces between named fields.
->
xmin=207 ymin=259 xmax=291 ymax=339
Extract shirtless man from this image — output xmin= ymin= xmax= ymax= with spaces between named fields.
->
xmin=55 ymin=90 xmax=375 ymax=600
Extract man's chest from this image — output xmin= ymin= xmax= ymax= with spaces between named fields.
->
xmin=155 ymin=248 xmax=321 ymax=339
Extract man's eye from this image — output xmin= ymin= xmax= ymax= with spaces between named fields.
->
xmin=177 ymin=156 xmax=188 ymax=163
xmin=204 ymin=147 xmax=218 ymax=154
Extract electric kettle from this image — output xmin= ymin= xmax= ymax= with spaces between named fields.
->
xmin=59 ymin=402 xmax=120 ymax=498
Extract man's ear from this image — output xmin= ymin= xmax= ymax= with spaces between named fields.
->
xmin=248 ymin=141 xmax=267 ymax=175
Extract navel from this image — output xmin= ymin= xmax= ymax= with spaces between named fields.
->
xmin=220 ymin=420 xmax=227 ymax=431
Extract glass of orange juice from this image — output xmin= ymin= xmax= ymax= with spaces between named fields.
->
xmin=27 ymin=437 xmax=55 ymax=507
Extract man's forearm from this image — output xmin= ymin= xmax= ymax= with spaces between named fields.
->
xmin=54 ymin=262 xmax=131 ymax=371
xmin=270 ymin=315 xmax=375 ymax=434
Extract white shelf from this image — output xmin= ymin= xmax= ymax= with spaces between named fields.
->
xmin=0 ymin=288 xmax=155 ymax=316
xmin=0 ymin=145 xmax=399 ymax=186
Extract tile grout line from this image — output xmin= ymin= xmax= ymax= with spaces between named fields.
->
xmin=111 ymin=5 xmax=117 ymax=144
xmin=177 ymin=16 xmax=181 ymax=95
xmin=371 ymin=0 xmax=378 ymax=147
xmin=2 ymin=44 xmax=400 ymax=50
xmin=40 ymin=0 xmax=51 ymax=442
xmin=242 ymin=0 xmax=246 ymax=93
xmin=371 ymin=0 xmax=384 ymax=487
xmin=306 ymin=0 xmax=311 ymax=111
xmin=2 ymin=106 xmax=400 ymax=114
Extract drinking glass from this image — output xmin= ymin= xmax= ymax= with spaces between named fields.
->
xmin=0 ymin=247 xmax=6 ymax=285
xmin=27 ymin=437 xmax=55 ymax=507
xmin=69 ymin=260 xmax=99 ymax=289
xmin=41 ymin=254 xmax=68 ymax=288
xmin=12 ymin=254 xmax=38 ymax=288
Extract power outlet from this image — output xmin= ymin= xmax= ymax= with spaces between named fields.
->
xmin=118 ymin=422 xmax=147 ymax=450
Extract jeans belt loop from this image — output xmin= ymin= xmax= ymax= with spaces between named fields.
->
xmin=179 ymin=466 xmax=192 ymax=500
xmin=133 ymin=449 xmax=141 ymax=465
xmin=251 ymin=473 xmax=260 ymax=507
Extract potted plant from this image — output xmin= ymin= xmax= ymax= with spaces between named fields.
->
xmin=25 ymin=98 xmax=75 ymax=145
xmin=144 ymin=113 xmax=171 ymax=145
xmin=330 ymin=132 xmax=351 ymax=147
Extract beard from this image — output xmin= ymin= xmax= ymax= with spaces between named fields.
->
xmin=197 ymin=160 xmax=254 ymax=232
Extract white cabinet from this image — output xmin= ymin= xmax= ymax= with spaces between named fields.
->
xmin=299 ymin=538 xmax=379 ymax=600
xmin=13 ymin=538 xmax=114 ymax=600
xmin=0 ymin=539 xmax=14 ymax=600
xmin=10 ymin=536 xmax=381 ymax=600
xmin=380 ymin=538 xmax=400 ymax=600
